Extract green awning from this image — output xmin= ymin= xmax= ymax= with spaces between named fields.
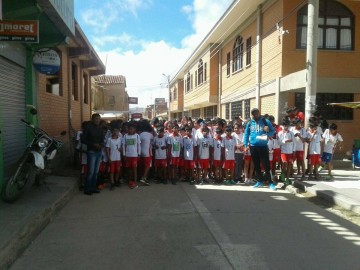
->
xmin=328 ymin=102 xmax=360 ymax=109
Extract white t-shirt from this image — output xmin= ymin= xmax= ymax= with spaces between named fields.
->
xmin=307 ymin=130 xmax=322 ymax=155
xmin=278 ymin=130 xmax=295 ymax=154
xmin=167 ymin=134 xmax=182 ymax=158
xmin=212 ymin=137 xmax=223 ymax=161
xmin=106 ymin=137 xmax=122 ymax=161
xmin=183 ymin=136 xmax=197 ymax=160
xmin=153 ymin=136 xmax=167 ymax=159
xmin=223 ymin=136 xmax=236 ymax=160
xmin=123 ymin=134 xmax=141 ymax=157
xmin=197 ymin=135 xmax=213 ymax=160
xmin=140 ymin=132 xmax=154 ymax=157
xmin=268 ymin=139 xmax=274 ymax=161
xmin=323 ymin=129 xmax=343 ymax=154
xmin=291 ymin=127 xmax=307 ymax=151
xmin=232 ymin=132 xmax=244 ymax=153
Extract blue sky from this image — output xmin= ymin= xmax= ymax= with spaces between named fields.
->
xmin=74 ymin=0 xmax=233 ymax=108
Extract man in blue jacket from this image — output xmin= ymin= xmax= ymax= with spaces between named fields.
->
xmin=243 ymin=108 xmax=276 ymax=190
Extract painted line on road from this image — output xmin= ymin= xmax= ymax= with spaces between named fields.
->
xmin=185 ymin=188 xmax=269 ymax=270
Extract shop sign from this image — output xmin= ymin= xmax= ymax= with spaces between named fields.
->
xmin=33 ymin=48 xmax=61 ymax=75
xmin=0 ymin=20 xmax=39 ymax=43
xmin=128 ymin=97 xmax=138 ymax=104
xmin=131 ymin=113 xmax=142 ymax=119
xmin=155 ymin=98 xmax=166 ymax=105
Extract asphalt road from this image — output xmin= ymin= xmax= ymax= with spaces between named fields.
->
xmin=10 ymin=182 xmax=360 ymax=270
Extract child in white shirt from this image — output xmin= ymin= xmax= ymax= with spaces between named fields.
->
xmin=196 ymin=127 xmax=213 ymax=184
xmin=212 ymin=128 xmax=224 ymax=184
xmin=306 ymin=122 xmax=323 ymax=180
xmin=278 ymin=119 xmax=295 ymax=184
xmin=106 ymin=127 xmax=122 ymax=190
xmin=232 ymin=123 xmax=244 ymax=183
xmin=153 ymin=128 xmax=168 ymax=183
xmin=183 ymin=126 xmax=198 ymax=185
xmin=320 ymin=123 xmax=343 ymax=179
xmin=123 ymin=124 xmax=141 ymax=189
xmin=223 ymin=127 xmax=236 ymax=185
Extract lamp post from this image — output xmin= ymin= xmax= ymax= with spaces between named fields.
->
xmin=162 ymin=73 xmax=171 ymax=120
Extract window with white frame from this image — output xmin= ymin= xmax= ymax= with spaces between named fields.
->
xmin=226 ymin=52 xmax=231 ymax=76
xmin=246 ymin=37 xmax=252 ymax=66
xmin=297 ymin=0 xmax=354 ymax=50
xmin=233 ymin=36 xmax=243 ymax=72
xmin=186 ymin=72 xmax=190 ymax=93
xmin=197 ymin=59 xmax=204 ymax=85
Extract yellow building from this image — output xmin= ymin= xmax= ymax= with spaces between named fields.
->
xmin=169 ymin=0 xmax=360 ymax=156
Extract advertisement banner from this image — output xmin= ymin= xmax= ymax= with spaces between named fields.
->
xmin=33 ymin=48 xmax=61 ymax=75
xmin=0 ymin=20 xmax=39 ymax=43
xmin=155 ymin=98 xmax=166 ymax=105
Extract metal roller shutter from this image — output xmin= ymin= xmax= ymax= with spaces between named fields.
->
xmin=0 ymin=56 xmax=26 ymax=178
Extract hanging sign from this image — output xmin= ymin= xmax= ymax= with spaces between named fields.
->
xmin=0 ymin=20 xmax=39 ymax=43
xmin=128 ymin=97 xmax=138 ymax=104
xmin=33 ymin=48 xmax=61 ymax=75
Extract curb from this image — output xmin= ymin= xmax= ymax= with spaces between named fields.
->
xmin=293 ymin=180 xmax=360 ymax=215
xmin=0 ymin=178 xmax=78 ymax=270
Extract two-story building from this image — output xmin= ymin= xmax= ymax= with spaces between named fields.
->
xmin=169 ymin=0 xmax=360 ymax=156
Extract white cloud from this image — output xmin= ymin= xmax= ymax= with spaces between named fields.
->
xmin=99 ymin=41 xmax=191 ymax=108
xmin=181 ymin=0 xmax=233 ymax=50
xmin=92 ymin=0 xmax=233 ymax=109
xmin=91 ymin=33 xmax=134 ymax=49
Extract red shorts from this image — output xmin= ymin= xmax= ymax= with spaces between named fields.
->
xmin=81 ymin=164 xmax=88 ymax=174
xmin=125 ymin=157 xmax=139 ymax=168
xmin=99 ymin=162 xmax=108 ymax=173
xmin=294 ymin=151 xmax=304 ymax=161
xmin=213 ymin=160 xmax=223 ymax=167
xmin=179 ymin=158 xmax=184 ymax=167
xmin=171 ymin=157 xmax=180 ymax=167
xmin=109 ymin=160 xmax=121 ymax=173
xmin=184 ymin=160 xmax=195 ymax=169
xmin=243 ymin=155 xmax=252 ymax=161
xmin=223 ymin=160 xmax=235 ymax=170
xmin=155 ymin=159 xmax=167 ymax=168
xmin=309 ymin=154 xmax=321 ymax=165
xmin=281 ymin=153 xmax=294 ymax=163
xmin=140 ymin=156 xmax=152 ymax=167
xmin=198 ymin=159 xmax=209 ymax=169
xmin=273 ymin=149 xmax=281 ymax=163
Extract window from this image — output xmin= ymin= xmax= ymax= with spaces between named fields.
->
xmin=46 ymin=76 xmax=60 ymax=96
xmin=231 ymin=101 xmax=243 ymax=119
xmin=246 ymin=37 xmax=252 ymax=66
xmin=186 ymin=72 xmax=190 ymax=93
xmin=108 ymin=96 xmax=115 ymax=105
xmin=192 ymin=108 xmax=201 ymax=118
xmin=191 ymin=74 xmax=193 ymax=90
xmin=198 ymin=59 xmax=204 ymax=85
xmin=195 ymin=71 xmax=198 ymax=88
xmin=225 ymin=103 xmax=230 ymax=119
xmin=244 ymin=99 xmax=251 ymax=119
xmin=297 ymin=0 xmax=354 ymax=50
xmin=226 ymin=52 xmax=231 ymax=76
xmin=173 ymin=87 xmax=177 ymax=100
xmin=71 ymin=63 xmax=78 ymax=101
xmin=295 ymin=93 xmax=353 ymax=120
xmin=205 ymin=106 xmax=215 ymax=119
xmin=233 ymin=36 xmax=243 ymax=72
xmin=83 ymin=73 xmax=89 ymax=104
xmin=204 ymin=62 xmax=207 ymax=82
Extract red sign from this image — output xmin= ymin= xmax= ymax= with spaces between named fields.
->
xmin=131 ymin=113 xmax=142 ymax=119
xmin=0 ymin=20 xmax=39 ymax=43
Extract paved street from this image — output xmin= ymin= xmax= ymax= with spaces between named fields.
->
xmin=10 ymin=182 xmax=360 ymax=270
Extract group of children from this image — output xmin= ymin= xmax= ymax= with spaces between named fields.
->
xmin=76 ymin=111 xmax=343 ymax=191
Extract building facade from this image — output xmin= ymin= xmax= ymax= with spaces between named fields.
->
xmin=0 ymin=0 xmax=105 ymax=188
xmin=169 ymin=0 xmax=360 ymax=156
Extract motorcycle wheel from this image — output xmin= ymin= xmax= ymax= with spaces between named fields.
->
xmin=2 ymin=162 xmax=37 ymax=202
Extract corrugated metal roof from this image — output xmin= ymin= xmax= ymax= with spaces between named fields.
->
xmin=93 ymin=75 xmax=126 ymax=85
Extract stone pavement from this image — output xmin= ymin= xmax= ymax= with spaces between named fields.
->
xmin=0 ymin=159 xmax=359 ymax=269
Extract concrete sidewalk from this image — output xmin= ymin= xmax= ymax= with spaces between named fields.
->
xmin=292 ymin=159 xmax=360 ymax=215
xmin=0 ymin=175 xmax=78 ymax=270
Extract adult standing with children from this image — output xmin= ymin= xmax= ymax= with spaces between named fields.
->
xmin=82 ymin=113 xmax=104 ymax=195
xmin=243 ymin=108 xmax=276 ymax=190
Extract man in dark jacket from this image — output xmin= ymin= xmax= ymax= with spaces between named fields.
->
xmin=82 ymin=113 xmax=104 ymax=195
xmin=243 ymin=108 xmax=276 ymax=190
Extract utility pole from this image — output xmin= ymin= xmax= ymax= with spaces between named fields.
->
xmin=305 ymin=0 xmax=319 ymax=128
xmin=163 ymin=73 xmax=171 ymax=120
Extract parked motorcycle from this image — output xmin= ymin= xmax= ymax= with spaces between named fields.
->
xmin=2 ymin=115 xmax=66 ymax=202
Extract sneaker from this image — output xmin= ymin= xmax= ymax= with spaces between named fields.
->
xmin=140 ymin=178 xmax=150 ymax=186
xmin=253 ymin=182 xmax=263 ymax=188
xmin=224 ymin=180 xmax=232 ymax=185
xmin=236 ymin=181 xmax=242 ymax=185
xmin=229 ymin=180 xmax=237 ymax=185
xmin=97 ymin=184 xmax=105 ymax=190
xmin=285 ymin=179 xmax=291 ymax=186
xmin=244 ymin=179 xmax=251 ymax=185
xmin=110 ymin=183 xmax=115 ymax=190
xmin=269 ymin=183 xmax=277 ymax=191
xmin=189 ymin=179 xmax=196 ymax=185
xmin=171 ymin=179 xmax=177 ymax=185
xmin=325 ymin=175 xmax=333 ymax=180
xmin=129 ymin=181 xmax=138 ymax=189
